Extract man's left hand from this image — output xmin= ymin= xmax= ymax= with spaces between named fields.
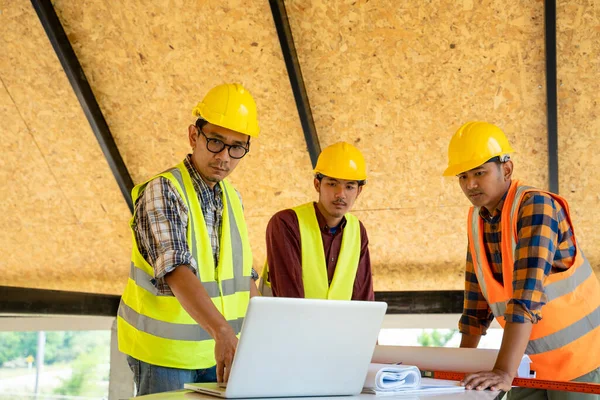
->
xmin=461 ymin=368 xmax=513 ymax=391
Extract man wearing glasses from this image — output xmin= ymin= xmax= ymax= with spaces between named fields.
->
xmin=260 ymin=142 xmax=374 ymax=301
xmin=118 ymin=83 xmax=260 ymax=395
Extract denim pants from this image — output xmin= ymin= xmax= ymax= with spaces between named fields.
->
xmin=127 ymin=355 xmax=217 ymax=396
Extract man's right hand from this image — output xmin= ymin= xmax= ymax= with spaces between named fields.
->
xmin=214 ymin=325 xmax=239 ymax=383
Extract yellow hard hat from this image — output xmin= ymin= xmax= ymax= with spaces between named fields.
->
xmin=443 ymin=121 xmax=514 ymax=176
xmin=192 ymin=83 xmax=260 ymax=137
xmin=314 ymin=142 xmax=367 ymax=181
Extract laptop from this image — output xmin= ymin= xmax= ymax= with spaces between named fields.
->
xmin=185 ymin=296 xmax=387 ymax=398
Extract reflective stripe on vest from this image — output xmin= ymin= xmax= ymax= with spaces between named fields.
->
xmin=118 ymin=299 xmax=244 ymax=341
xmin=117 ymin=162 xmax=252 ymax=369
xmin=467 ymin=180 xmax=600 ymax=380
xmin=293 ymin=202 xmax=361 ymax=300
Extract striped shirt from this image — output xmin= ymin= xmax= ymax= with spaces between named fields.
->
xmin=459 ymin=188 xmax=576 ymax=335
xmin=133 ymin=155 xmax=256 ymax=295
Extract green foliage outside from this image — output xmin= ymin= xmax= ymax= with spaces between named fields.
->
xmin=0 ymin=331 xmax=109 ymax=367
xmin=417 ymin=329 xmax=458 ymax=347
xmin=53 ymin=345 xmax=109 ymax=397
xmin=0 ymin=331 xmax=110 ymax=398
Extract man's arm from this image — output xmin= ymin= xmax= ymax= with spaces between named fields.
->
xmin=460 ymin=243 xmax=510 ymax=390
xmin=166 ymin=267 xmax=238 ymax=383
xmin=249 ymin=278 xmax=260 ymax=298
xmin=265 ymin=210 xmax=304 ymax=297
xmin=352 ymin=222 xmax=374 ymax=301
xmin=459 ymin=333 xmax=481 ymax=349
xmin=462 ymin=321 xmax=532 ymax=391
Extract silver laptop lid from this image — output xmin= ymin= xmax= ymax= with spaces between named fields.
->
xmin=224 ymin=297 xmax=387 ymax=398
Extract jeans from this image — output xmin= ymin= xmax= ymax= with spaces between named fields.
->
xmin=127 ymin=355 xmax=217 ymax=396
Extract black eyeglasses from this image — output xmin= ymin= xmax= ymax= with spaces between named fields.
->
xmin=198 ymin=128 xmax=249 ymax=159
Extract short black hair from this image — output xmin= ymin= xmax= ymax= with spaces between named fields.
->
xmin=315 ymin=173 xmax=366 ymax=187
xmin=195 ymin=118 xmax=208 ymax=131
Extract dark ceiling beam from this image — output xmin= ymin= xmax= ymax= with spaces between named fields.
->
xmin=31 ymin=0 xmax=135 ymax=213
xmin=269 ymin=0 xmax=321 ymax=168
xmin=376 ymin=291 xmax=463 ymax=314
xmin=0 ymin=286 xmax=463 ymax=316
xmin=0 ymin=286 xmax=120 ymax=317
xmin=544 ymin=0 xmax=559 ymax=194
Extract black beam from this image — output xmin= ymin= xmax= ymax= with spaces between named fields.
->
xmin=0 ymin=286 xmax=120 ymax=316
xmin=375 ymin=291 xmax=463 ymax=314
xmin=31 ymin=0 xmax=135 ymax=212
xmin=0 ymin=286 xmax=462 ymax=316
xmin=269 ymin=0 xmax=321 ymax=168
xmin=544 ymin=0 xmax=559 ymax=194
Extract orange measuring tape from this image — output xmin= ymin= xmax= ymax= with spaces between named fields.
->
xmin=421 ymin=371 xmax=600 ymax=395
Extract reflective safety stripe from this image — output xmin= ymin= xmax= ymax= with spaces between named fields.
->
xmin=508 ymin=185 xmax=535 ymax=250
xmin=223 ymin=188 xmax=244 ymax=282
xmin=470 ymin=207 xmax=489 ymax=300
xmin=130 ymin=262 xmax=159 ymax=296
xmin=118 ymin=299 xmax=244 ymax=342
xmin=490 ymin=301 xmax=506 ymax=318
xmin=168 ymin=167 xmax=199 ymax=264
xmin=130 ymin=261 xmax=247 ymax=298
xmin=545 ymin=260 xmax=593 ymax=301
xmin=221 ymin=277 xmax=250 ymax=295
xmin=486 ymin=262 xmax=593 ymax=319
xmin=526 ymin=306 xmax=600 ymax=355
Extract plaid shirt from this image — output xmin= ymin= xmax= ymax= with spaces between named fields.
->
xmin=133 ymin=155 xmax=256 ymax=295
xmin=459 ymin=187 xmax=576 ymax=335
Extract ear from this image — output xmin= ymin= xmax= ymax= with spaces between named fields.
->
xmin=189 ymin=125 xmax=198 ymax=149
xmin=357 ymin=185 xmax=363 ymax=197
xmin=502 ymin=160 xmax=514 ymax=181
xmin=314 ymin=178 xmax=320 ymax=193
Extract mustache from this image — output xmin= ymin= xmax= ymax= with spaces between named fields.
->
xmin=209 ymin=163 xmax=229 ymax=172
xmin=467 ymin=191 xmax=483 ymax=196
xmin=332 ymin=200 xmax=347 ymax=205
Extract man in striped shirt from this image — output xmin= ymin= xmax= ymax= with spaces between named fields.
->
xmin=444 ymin=121 xmax=600 ymax=398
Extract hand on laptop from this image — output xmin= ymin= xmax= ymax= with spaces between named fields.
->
xmin=214 ymin=325 xmax=239 ymax=383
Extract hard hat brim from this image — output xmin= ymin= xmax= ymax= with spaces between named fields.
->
xmin=314 ymin=170 xmax=367 ymax=181
xmin=443 ymin=151 xmax=513 ymax=176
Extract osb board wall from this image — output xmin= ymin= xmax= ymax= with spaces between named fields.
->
xmin=50 ymin=0 xmax=313 ymax=293
xmin=557 ymin=0 xmax=600 ymax=273
xmin=286 ymin=0 xmax=549 ymax=290
xmin=3 ymin=0 xmax=598 ymax=295
xmin=0 ymin=1 xmax=131 ymax=294
xmin=0 ymin=0 xmax=311 ymax=294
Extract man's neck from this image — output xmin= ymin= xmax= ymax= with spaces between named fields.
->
xmin=190 ymin=156 xmax=218 ymax=190
xmin=316 ymin=202 xmax=343 ymax=228
xmin=199 ymin=175 xmax=217 ymax=190
xmin=483 ymin=180 xmax=512 ymax=213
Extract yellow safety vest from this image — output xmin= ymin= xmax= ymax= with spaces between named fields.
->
xmin=261 ymin=202 xmax=361 ymax=300
xmin=117 ymin=162 xmax=253 ymax=369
